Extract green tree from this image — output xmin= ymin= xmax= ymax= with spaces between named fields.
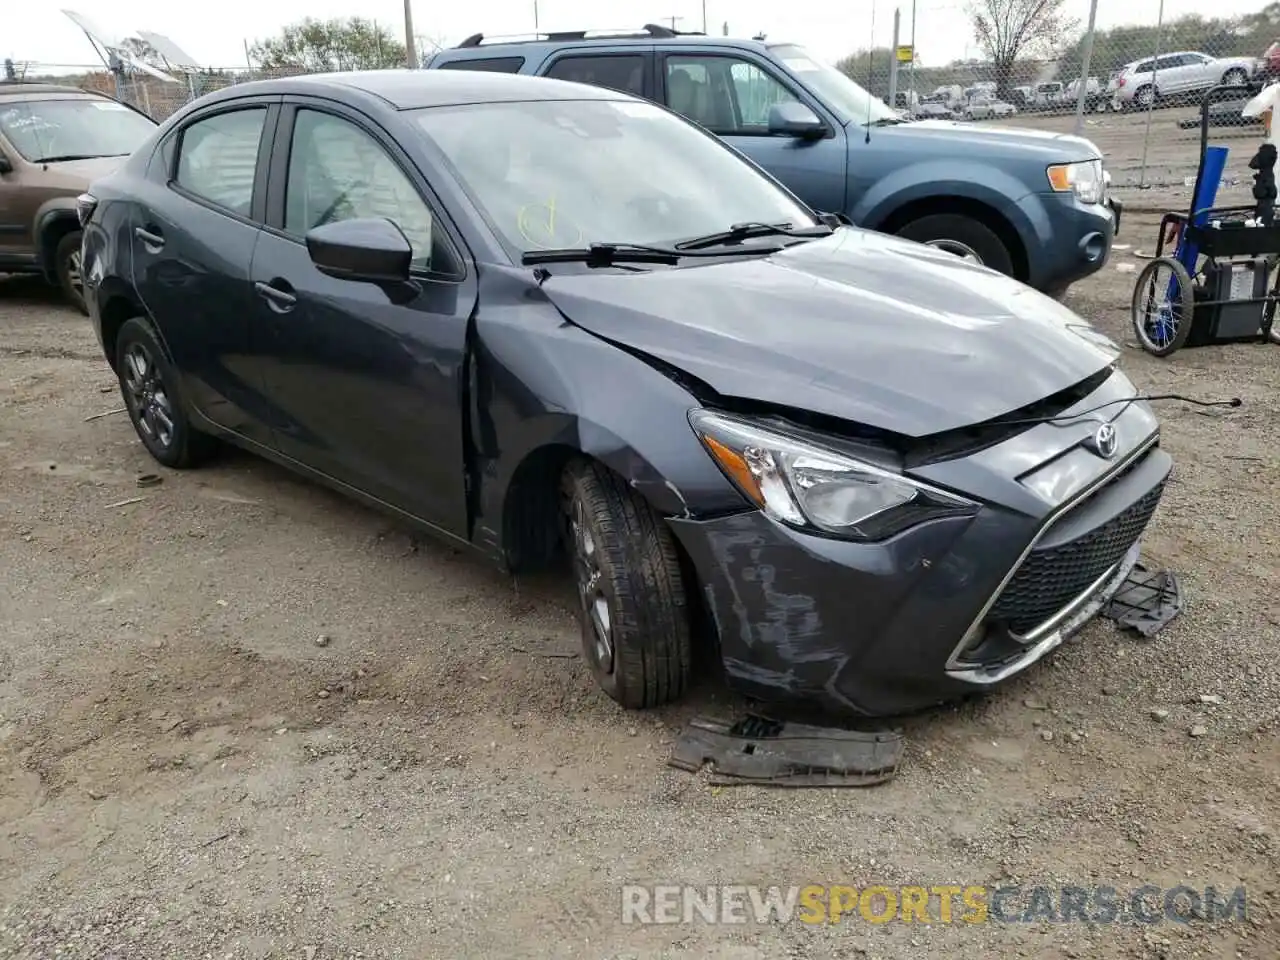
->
xmin=968 ymin=0 xmax=1076 ymax=97
xmin=249 ymin=18 xmax=406 ymax=72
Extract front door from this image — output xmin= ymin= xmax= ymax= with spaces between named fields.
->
xmin=658 ymin=51 xmax=848 ymax=216
xmin=250 ymin=102 xmax=477 ymax=536
xmin=129 ymin=101 xmax=278 ymax=447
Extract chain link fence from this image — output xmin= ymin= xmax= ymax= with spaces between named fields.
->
xmin=10 ymin=0 xmax=1280 ymax=213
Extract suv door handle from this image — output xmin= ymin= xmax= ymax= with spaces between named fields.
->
xmin=254 ymin=280 xmax=297 ymax=312
xmin=134 ymin=226 xmax=164 ymax=248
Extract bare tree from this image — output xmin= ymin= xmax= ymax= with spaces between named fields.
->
xmin=967 ymin=0 xmax=1076 ymax=97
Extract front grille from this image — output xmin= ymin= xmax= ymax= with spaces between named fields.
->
xmin=988 ymin=481 xmax=1166 ymax=635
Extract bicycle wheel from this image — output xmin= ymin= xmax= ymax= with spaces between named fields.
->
xmin=1132 ymin=256 xmax=1195 ymax=357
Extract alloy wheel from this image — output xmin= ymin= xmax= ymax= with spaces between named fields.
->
xmin=122 ymin=342 xmax=176 ymax=450
xmin=569 ymin=496 xmax=613 ymax=675
xmin=65 ymin=249 xmax=83 ymax=295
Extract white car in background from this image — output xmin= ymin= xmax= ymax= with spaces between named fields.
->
xmin=963 ymin=96 xmax=1018 ymax=120
xmin=1110 ymin=50 xmax=1257 ymax=110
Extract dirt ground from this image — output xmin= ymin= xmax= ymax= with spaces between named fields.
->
xmin=2 ymin=213 xmax=1278 ymax=959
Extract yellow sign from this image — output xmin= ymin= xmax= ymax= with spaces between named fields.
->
xmin=896 ymin=45 xmax=914 ymax=63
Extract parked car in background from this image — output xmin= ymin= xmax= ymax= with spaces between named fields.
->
xmin=963 ymin=96 xmax=1017 ymax=120
xmin=81 ymin=70 xmax=1170 ymax=717
xmin=1065 ymin=76 xmax=1110 ymax=113
xmin=427 ymin=25 xmax=1122 ymax=296
xmin=0 ymin=81 xmax=157 ymax=312
xmin=1033 ymin=82 xmax=1064 ymax=109
xmin=912 ymin=101 xmax=960 ymax=120
xmin=1110 ymin=51 xmax=1257 ymax=110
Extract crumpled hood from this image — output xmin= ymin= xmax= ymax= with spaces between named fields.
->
xmin=541 ymin=228 xmax=1118 ymax=438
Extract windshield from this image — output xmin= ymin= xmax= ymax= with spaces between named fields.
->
xmin=768 ymin=44 xmax=898 ymax=124
xmin=411 ymin=99 xmax=816 ymax=256
xmin=0 ymin=97 xmax=156 ymax=162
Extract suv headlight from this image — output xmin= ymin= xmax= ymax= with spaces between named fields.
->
xmin=1047 ymin=159 xmax=1105 ymax=204
xmin=689 ymin=410 xmax=978 ymax=541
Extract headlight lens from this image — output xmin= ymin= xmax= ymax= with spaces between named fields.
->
xmin=689 ymin=411 xmax=978 ymax=540
xmin=1047 ymin=159 xmax=1105 ymax=204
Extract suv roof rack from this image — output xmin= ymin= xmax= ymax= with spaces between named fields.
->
xmin=454 ymin=23 xmax=706 ymax=49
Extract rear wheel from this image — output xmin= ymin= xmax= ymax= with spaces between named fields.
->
xmin=896 ymin=213 xmax=1015 ymax=277
xmin=1131 ymin=257 xmax=1195 ymax=357
xmin=54 ymin=230 xmax=87 ymax=315
xmin=1222 ymin=68 xmax=1248 ymax=87
xmin=1133 ymin=85 xmax=1155 ymax=109
xmin=560 ymin=459 xmax=692 ymax=709
xmin=116 ymin=317 xmax=218 ymax=468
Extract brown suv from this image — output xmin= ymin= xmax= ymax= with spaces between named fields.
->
xmin=0 ymin=82 xmax=157 ymax=312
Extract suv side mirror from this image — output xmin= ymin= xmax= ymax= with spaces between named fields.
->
xmin=306 ymin=217 xmax=413 ymax=284
xmin=768 ymin=102 xmax=826 ymax=140
xmin=0 ymin=154 xmax=12 ymax=175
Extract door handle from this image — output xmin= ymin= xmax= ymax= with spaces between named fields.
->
xmin=254 ymin=280 xmax=297 ymax=311
xmin=134 ymin=226 xmax=164 ymax=248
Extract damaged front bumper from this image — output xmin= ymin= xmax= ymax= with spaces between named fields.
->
xmin=668 ymin=410 xmax=1172 ymax=718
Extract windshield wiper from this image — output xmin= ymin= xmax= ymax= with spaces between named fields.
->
xmin=35 ymin=154 xmax=109 ymax=163
xmin=675 ymin=221 xmax=832 ymax=251
xmin=522 ymin=242 xmax=684 ymax=266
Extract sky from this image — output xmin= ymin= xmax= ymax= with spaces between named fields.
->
xmin=6 ymin=0 xmax=1274 ymax=74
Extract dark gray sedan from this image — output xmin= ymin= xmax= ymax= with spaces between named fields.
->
xmin=79 ymin=70 xmax=1171 ymax=717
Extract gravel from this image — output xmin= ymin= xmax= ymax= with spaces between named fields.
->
xmin=2 ymin=225 xmax=1278 ymax=959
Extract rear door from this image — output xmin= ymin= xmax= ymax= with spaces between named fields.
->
xmin=657 ymin=49 xmax=848 ymax=216
xmin=537 ymin=48 xmax=655 ymax=99
xmin=129 ymin=97 xmax=280 ymax=447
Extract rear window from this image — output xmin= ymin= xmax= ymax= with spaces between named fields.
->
xmin=437 ymin=56 xmax=525 ymax=73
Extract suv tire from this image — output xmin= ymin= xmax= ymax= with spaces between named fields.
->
xmin=896 ymin=213 xmax=1015 ymax=276
xmin=561 ymin=459 xmax=692 ymax=709
xmin=54 ymin=230 xmax=87 ymax=315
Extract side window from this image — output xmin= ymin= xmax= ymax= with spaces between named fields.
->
xmin=543 ymin=55 xmax=646 ymax=96
xmin=284 ymin=109 xmax=450 ymax=276
xmin=175 ymin=108 xmax=267 ymax=216
xmin=1134 ymin=60 xmax=1153 ymax=74
xmin=1155 ymin=55 xmax=1184 ymax=71
xmin=665 ymin=56 xmax=800 ymax=135
xmin=438 ymin=56 xmax=525 ymax=73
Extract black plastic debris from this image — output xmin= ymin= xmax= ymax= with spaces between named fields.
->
xmin=1101 ymin=563 xmax=1184 ymax=638
xmin=668 ymin=715 xmax=904 ymax=787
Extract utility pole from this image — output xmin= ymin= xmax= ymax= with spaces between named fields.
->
xmin=404 ymin=0 xmax=418 ymax=69
xmin=1072 ymin=0 xmax=1100 ymax=136
xmin=534 ymin=0 xmax=539 ymax=34
xmin=702 ymin=0 xmax=708 ymax=33
xmin=908 ymin=0 xmax=917 ymax=101
xmin=888 ymin=7 xmax=901 ymax=110
xmin=666 ymin=15 xmax=683 ymax=31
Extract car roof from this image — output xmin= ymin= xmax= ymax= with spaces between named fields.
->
xmin=438 ymin=33 xmax=776 ymax=60
xmin=202 ymin=68 xmax=639 ymax=111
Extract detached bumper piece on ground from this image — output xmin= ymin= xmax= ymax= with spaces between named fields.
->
xmin=1100 ymin=561 xmax=1184 ymax=637
xmin=668 ymin=716 xmax=905 ymax=788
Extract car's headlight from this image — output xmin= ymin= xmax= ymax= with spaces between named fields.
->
xmin=689 ymin=410 xmax=978 ymax=541
xmin=1047 ymin=159 xmax=1105 ymax=204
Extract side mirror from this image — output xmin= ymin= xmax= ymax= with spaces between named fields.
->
xmin=0 ymin=154 xmax=12 ymax=175
xmin=305 ymin=217 xmax=412 ymax=284
xmin=767 ymin=102 xmax=826 ymax=140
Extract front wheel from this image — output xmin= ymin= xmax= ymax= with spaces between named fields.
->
xmin=1131 ymin=257 xmax=1196 ymax=357
xmin=896 ymin=213 xmax=1015 ymax=277
xmin=116 ymin=317 xmax=218 ymax=468
xmin=561 ymin=460 xmax=692 ymax=709
xmin=54 ymin=230 xmax=87 ymax=315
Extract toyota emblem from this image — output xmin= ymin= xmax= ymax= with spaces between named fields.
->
xmin=1090 ymin=423 xmax=1118 ymax=459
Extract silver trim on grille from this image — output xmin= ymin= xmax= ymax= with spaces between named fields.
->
xmin=944 ymin=429 xmax=1160 ymax=681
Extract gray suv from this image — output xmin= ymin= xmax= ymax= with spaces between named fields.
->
xmin=427 ymin=24 xmax=1123 ymax=296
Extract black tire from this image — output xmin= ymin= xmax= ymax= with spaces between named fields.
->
xmin=1132 ymin=85 xmax=1155 ymax=110
xmin=1222 ymin=68 xmax=1248 ymax=87
xmin=115 ymin=317 xmax=217 ymax=468
xmin=1131 ymin=257 xmax=1195 ymax=357
xmin=54 ymin=230 xmax=87 ymax=315
xmin=561 ymin=459 xmax=692 ymax=709
xmin=896 ymin=213 xmax=1015 ymax=277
